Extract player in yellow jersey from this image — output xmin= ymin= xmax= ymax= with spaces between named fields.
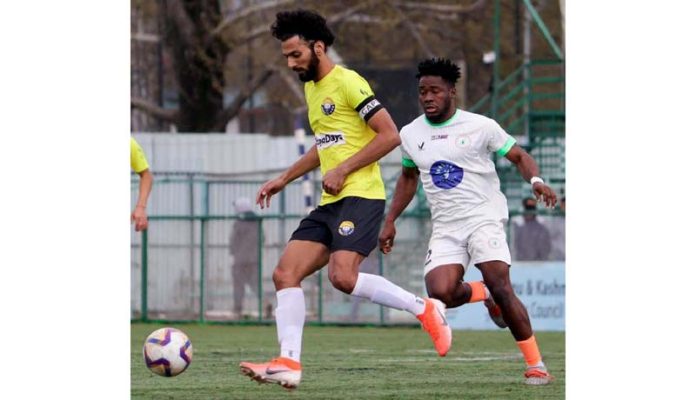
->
xmin=130 ymin=137 xmax=152 ymax=232
xmin=240 ymin=10 xmax=450 ymax=390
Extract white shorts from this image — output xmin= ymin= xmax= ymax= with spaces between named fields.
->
xmin=423 ymin=222 xmax=511 ymax=276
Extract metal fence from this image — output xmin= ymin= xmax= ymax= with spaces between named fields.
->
xmin=131 ymin=177 xmax=564 ymax=325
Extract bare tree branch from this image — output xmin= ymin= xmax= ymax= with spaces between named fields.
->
xmin=274 ymin=67 xmax=306 ymax=106
xmin=131 ymin=97 xmax=179 ymax=122
xmin=213 ymin=66 xmax=276 ymax=131
xmin=213 ymin=0 xmax=295 ymax=37
xmin=163 ymin=0 xmax=197 ymax=49
xmin=388 ymin=1 xmax=434 ymax=58
xmin=236 ymin=0 xmax=377 ymax=45
xmin=414 ymin=23 xmax=468 ymax=41
xmin=394 ymin=0 xmax=487 ymax=14
xmin=326 ymin=0 xmax=380 ymax=25
xmin=131 ymin=32 xmax=161 ymax=43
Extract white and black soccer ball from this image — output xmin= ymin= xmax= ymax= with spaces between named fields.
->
xmin=142 ymin=327 xmax=193 ymax=377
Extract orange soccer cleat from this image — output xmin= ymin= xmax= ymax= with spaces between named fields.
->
xmin=416 ymin=298 xmax=452 ymax=357
xmin=239 ymin=357 xmax=302 ymax=389
xmin=483 ymin=297 xmax=508 ymax=328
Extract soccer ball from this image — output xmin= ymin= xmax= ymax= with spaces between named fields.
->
xmin=142 ymin=327 xmax=193 ymax=377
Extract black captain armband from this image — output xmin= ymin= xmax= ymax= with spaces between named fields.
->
xmin=355 ymin=96 xmax=384 ymax=122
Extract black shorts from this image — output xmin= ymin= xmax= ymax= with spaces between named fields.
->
xmin=289 ymin=196 xmax=386 ymax=256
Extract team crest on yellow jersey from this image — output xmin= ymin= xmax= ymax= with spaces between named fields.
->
xmin=338 ymin=220 xmax=355 ymax=236
xmin=321 ymin=97 xmax=336 ymax=115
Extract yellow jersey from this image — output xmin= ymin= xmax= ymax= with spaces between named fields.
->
xmin=130 ymin=137 xmax=150 ymax=173
xmin=304 ymin=65 xmax=386 ymax=205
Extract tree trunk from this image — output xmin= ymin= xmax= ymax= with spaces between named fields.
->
xmin=163 ymin=0 xmax=229 ymax=132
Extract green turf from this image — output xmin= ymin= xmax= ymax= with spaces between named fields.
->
xmin=132 ymin=323 xmax=564 ymax=399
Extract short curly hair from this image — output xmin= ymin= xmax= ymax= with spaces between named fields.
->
xmin=271 ymin=9 xmax=335 ymax=47
xmin=416 ymin=58 xmax=461 ymax=86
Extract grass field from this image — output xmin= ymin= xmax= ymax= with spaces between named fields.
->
xmin=132 ymin=323 xmax=565 ymax=399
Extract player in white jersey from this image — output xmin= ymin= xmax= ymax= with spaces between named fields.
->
xmin=379 ymin=58 xmax=557 ymax=385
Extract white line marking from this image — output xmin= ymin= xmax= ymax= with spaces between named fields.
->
xmin=348 ymin=349 xmax=375 ymax=353
xmin=378 ymin=355 xmax=522 ymax=363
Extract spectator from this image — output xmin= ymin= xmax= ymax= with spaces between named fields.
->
xmin=230 ymin=197 xmax=261 ymax=318
xmin=546 ymin=197 xmax=565 ymax=261
xmin=514 ymin=197 xmax=551 ymax=261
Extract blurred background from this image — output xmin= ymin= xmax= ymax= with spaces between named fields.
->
xmin=131 ymin=0 xmax=565 ymax=330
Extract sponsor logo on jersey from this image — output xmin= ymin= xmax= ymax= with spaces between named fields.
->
xmin=489 ymin=238 xmax=501 ymax=249
xmin=430 ymin=160 xmax=464 ymax=189
xmin=315 ymin=132 xmax=346 ymax=149
xmin=338 ymin=220 xmax=355 ymax=236
xmin=418 ymin=141 xmax=425 ymax=150
xmin=431 ymin=134 xmax=449 ymax=140
xmin=321 ymin=97 xmax=336 ymax=115
xmin=424 ymin=249 xmax=432 ymax=265
xmin=359 ymin=88 xmax=369 ymax=96
xmin=358 ymin=99 xmax=380 ymax=119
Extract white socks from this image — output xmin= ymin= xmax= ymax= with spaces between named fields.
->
xmin=275 ymin=287 xmax=305 ymax=362
xmin=350 ymin=273 xmax=426 ymax=316
xmin=275 ymin=274 xmax=427 ymax=363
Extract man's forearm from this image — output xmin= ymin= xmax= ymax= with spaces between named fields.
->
xmin=337 ymin=132 xmax=400 ymax=175
xmin=279 ymin=145 xmax=321 ymax=184
xmin=515 ymin=152 xmax=540 ymax=182
xmin=136 ymin=170 xmax=153 ymax=208
xmin=385 ymin=173 xmax=419 ymax=223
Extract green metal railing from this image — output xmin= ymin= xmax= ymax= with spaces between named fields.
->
xmin=132 ymin=190 xmax=564 ymax=326
xmin=466 ymin=58 xmax=565 ymax=205
xmin=469 ymin=60 xmax=564 ymax=136
xmin=132 ymin=208 xmax=442 ymax=325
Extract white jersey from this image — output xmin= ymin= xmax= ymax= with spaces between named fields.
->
xmin=400 ymin=109 xmax=516 ymax=231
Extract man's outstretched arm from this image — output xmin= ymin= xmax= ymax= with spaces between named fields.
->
xmin=256 ymin=145 xmax=320 ymax=209
xmin=505 ymin=145 xmax=557 ymax=208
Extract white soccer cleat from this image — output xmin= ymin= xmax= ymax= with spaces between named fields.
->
xmin=239 ymin=357 xmax=302 ymax=389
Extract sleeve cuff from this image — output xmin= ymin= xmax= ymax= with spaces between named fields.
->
xmin=402 ymin=157 xmax=417 ymax=168
xmin=496 ymin=137 xmax=516 ymax=157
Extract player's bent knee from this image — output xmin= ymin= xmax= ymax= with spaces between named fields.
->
xmin=328 ymin=270 xmax=357 ymax=294
xmin=427 ymin=286 xmax=455 ymax=306
xmin=272 ymin=266 xmax=299 ymax=289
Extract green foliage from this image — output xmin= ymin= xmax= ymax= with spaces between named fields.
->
xmin=132 ymin=323 xmax=565 ymax=399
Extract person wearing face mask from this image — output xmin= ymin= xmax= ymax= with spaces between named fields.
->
xmin=229 ymin=198 xmax=261 ymax=318
xmin=514 ymin=197 xmax=552 ymax=261
xmin=546 ymin=196 xmax=565 ymax=261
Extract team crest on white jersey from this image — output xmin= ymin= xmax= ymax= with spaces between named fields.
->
xmin=315 ymin=131 xmax=346 ymax=149
xmin=456 ymin=135 xmax=468 ymax=148
xmin=338 ymin=221 xmax=355 ymax=236
xmin=321 ymin=97 xmax=336 ymax=115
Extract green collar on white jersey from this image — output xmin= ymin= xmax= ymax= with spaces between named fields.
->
xmin=424 ymin=109 xmax=460 ymax=127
